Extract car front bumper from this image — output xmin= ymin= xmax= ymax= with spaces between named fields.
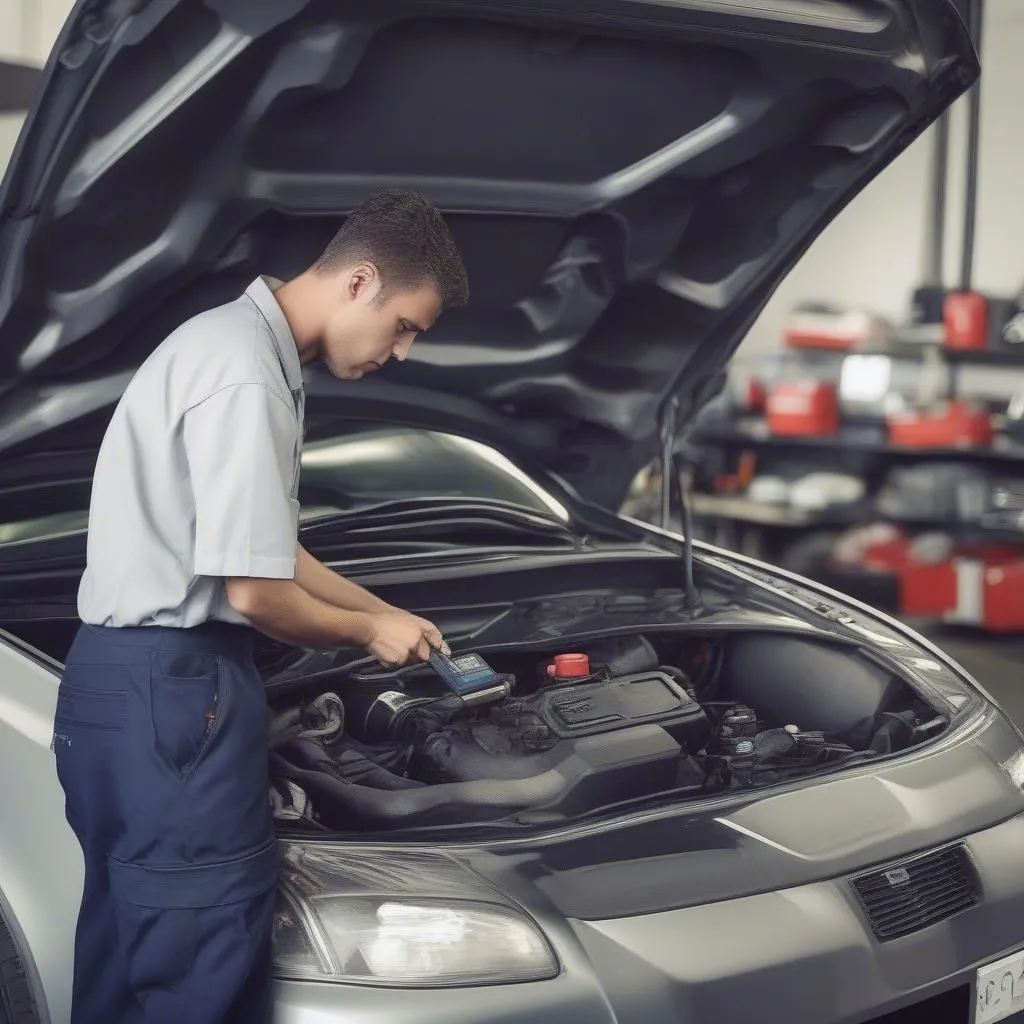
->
xmin=275 ymin=810 xmax=1024 ymax=1024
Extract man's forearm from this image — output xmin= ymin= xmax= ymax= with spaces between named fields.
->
xmin=294 ymin=544 xmax=393 ymax=614
xmin=225 ymin=577 xmax=374 ymax=649
xmin=226 ymin=575 xmax=444 ymax=665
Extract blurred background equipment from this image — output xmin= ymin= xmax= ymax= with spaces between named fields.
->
xmin=621 ymin=0 xmax=1024 ymax=649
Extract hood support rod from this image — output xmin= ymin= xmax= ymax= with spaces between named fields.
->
xmin=659 ymin=396 xmax=679 ymax=533
xmin=674 ymin=453 xmax=698 ymax=613
xmin=659 ymin=396 xmax=698 ymax=612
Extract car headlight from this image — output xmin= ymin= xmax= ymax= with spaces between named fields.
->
xmin=273 ymin=842 xmax=559 ymax=987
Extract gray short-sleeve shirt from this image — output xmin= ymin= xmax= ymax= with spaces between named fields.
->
xmin=77 ymin=277 xmax=306 ymax=628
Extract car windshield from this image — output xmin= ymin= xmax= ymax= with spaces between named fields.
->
xmin=0 ymin=424 xmax=569 ymax=546
xmin=297 ymin=425 xmax=568 ymax=521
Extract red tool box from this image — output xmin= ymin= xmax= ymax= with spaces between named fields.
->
xmin=856 ymin=531 xmax=915 ymax=573
xmin=944 ymin=556 xmax=1024 ymax=632
xmin=766 ymin=381 xmax=838 ymax=437
xmin=944 ymin=291 xmax=989 ymax=350
xmin=743 ymin=377 xmax=767 ymax=412
xmin=976 ymin=563 xmax=1024 ymax=632
xmin=886 ymin=400 xmax=993 ymax=449
xmin=854 ymin=533 xmax=958 ymax=617
xmin=900 ymin=563 xmax=958 ymax=617
xmin=783 ymin=304 xmax=888 ymax=351
xmin=892 ymin=543 xmax=1024 ymax=631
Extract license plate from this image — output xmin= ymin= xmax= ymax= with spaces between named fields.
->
xmin=976 ymin=950 xmax=1024 ymax=1023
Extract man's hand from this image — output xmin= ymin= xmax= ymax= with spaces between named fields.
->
xmin=364 ymin=610 xmax=449 ymax=668
xmin=292 ymin=546 xmax=447 ymax=664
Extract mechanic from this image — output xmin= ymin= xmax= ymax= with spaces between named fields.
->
xmin=51 ymin=190 xmax=469 ymax=1023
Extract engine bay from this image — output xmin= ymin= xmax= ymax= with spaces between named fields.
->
xmin=268 ymin=631 xmax=948 ymax=833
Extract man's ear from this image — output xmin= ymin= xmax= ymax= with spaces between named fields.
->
xmin=347 ymin=263 xmax=380 ymax=302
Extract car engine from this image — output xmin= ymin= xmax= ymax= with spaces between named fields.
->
xmin=268 ymin=634 xmax=914 ymax=831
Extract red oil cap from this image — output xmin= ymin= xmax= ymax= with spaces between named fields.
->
xmin=547 ymin=653 xmax=590 ymax=679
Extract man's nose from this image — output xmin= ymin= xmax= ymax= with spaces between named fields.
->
xmin=393 ymin=337 xmax=416 ymax=362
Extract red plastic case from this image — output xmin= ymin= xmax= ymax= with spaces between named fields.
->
xmin=766 ymin=382 xmax=839 ymax=436
xmin=944 ymin=291 xmax=989 ymax=350
xmin=887 ymin=401 xmax=993 ymax=449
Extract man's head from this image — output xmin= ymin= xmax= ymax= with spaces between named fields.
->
xmin=295 ymin=190 xmax=468 ymax=380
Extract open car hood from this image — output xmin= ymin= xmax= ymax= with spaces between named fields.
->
xmin=0 ymin=0 xmax=977 ymax=508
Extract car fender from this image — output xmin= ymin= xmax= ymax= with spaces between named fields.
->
xmin=0 ymin=635 xmax=82 ymax=1024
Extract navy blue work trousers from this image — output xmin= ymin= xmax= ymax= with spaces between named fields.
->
xmin=53 ymin=622 xmax=278 ymax=1023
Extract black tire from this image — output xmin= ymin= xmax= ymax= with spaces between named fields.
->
xmin=0 ymin=913 xmax=40 ymax=1024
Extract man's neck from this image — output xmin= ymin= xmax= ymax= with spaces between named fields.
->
xmin=272 ymin=273 xmax=324 ymax=366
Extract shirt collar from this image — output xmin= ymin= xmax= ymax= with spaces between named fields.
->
xmin=245 ymin=276 xmax=304 ymax=391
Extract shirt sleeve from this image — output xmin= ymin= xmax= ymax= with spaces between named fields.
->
xmin=183 ymin=383 xmax=300 ymax=579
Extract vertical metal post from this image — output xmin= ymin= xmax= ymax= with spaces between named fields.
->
xmin=923 ymin=112 xmax=949 ymax=287
xmin=960 ymin=0 xmax=984 ymax=292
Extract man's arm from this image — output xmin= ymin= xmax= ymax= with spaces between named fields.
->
xmin=181 ymin=384 xmax=440 ymax=665
xmin=292 ymin=544 xmax=450 ymax=657
xmin=226 ymin=577 xmax=374 ymax=648
xmin=225 ymin=578 xmax=443 ymax=665
xmin=294 ymin=543 xmax=393 ymax=615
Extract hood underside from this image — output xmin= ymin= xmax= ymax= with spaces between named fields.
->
xmin=0 ymin=0 xmax=977 ymax=507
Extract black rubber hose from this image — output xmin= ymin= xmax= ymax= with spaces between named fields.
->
xmin=273 ymin=756 xmax=578 ymax=830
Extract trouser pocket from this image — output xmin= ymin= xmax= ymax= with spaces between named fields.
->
xmin=107 ymin=842 xmax=278 ymax=1024
xmin=53 ymin=668 xmax=132 ymax=832
xmin=150 ymin=651 xmax=222 ymax=779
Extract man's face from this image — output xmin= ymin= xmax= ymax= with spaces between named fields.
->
xmin=321 ymin=267 xmax=442 ymax=380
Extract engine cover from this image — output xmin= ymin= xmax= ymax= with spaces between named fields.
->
xmin=529 ymin=670 xmax=708 ymax=745
xmin=419 ymin=670 xmax=709 ymax=787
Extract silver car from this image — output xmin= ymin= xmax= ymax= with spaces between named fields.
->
xmin=5 ymin=2 xmax=1021 ymax=1023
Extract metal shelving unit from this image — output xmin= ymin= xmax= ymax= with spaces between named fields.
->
xmin=693 ymin=420 xmax=1024 ymax=467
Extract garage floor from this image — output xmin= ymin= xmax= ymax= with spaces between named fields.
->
xmin=921 ymin=626 xmax=1024 ymax=727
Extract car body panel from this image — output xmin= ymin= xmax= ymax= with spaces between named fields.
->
xmin=572 ymin=811 xmax=1024 ymax=1024
xmin=4 ymin=535 xmax=1024 ymax=1022
xmin=0 ymin=636 xmax=79 ymax=1024
xmin=453 ymin=712 xmax=1023 ymax=922
xmin=6 ymin=624 xmax=1024 ymax=1024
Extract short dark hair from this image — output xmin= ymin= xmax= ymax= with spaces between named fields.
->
xmin=314 ymin=190 xmax=469 ymax=309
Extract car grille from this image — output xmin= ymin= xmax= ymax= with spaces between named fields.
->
xmin=851 ymin=844 xmax=979 ymax=942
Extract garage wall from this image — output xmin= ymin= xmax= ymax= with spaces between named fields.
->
xmin=0 ymin=0 xmax=74 ymax=167
xmin=35 ymin=0 xmax=77 ymax=63
xmin=743 ymin=0 xmax=1024 ymax=356
xmin=0 ymin=2 xmax=35 ymax=169
xmin=0 ymin=0 xmax=72 ymax=64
